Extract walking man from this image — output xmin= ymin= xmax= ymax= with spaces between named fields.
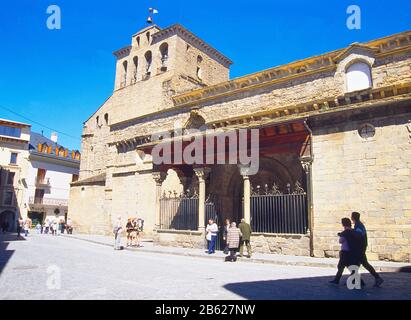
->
xmin=351 ymin=212 xmax=384 ymax=287
xmin=239 ymin=219 xmax=253 ymax=258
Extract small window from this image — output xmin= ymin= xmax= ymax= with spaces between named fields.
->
xmin=145 ymin=51 xmax=153 ymax=76
xmin=4 ymin=191 xmax=13 ymax=206
xmin=146 ymin=32 xmax=150 ymax=44
xmin=7 ymin=172 xmax=15 ymax=185
xmin=96 ymin=116 xmax=100 ymax=128
xmin=10 ymin=152 xmax=18 ymax=165
xmin=196 ymin=67 xmax=202 ymax=80
xmin=72 ymin=174 xmax=79 ymax=182
xmin=132 ymin=56 xmax=138 ymax=83
xmin=346 ymin=62 xmax=372 ymax=92
xmin=121 ymin=60 xmax=128 ymax=87
xmin=136 ymin=36 xmax=140 ymax=47
xmin=42 ymin=143 xmax=49 ymax=153
xmin=197 ymin=55 xmax=203 ymax=64
xmin=358 ymin=124 xmax=376 ymax=140
xmin=160 ymin=43 xmax=169 ymax=71
xmin=58 ymin=147 xmax=66 ymax=157
xmin=104 ymin=113 xmax=109 ymax=125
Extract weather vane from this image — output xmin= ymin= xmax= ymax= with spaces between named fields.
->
xmin=147 ymin=7 xmax=159 ymax=24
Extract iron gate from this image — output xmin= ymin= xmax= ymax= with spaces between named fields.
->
xmin=250 ymin=182 xmax=308 ymax=235
xmin=159 ymin=191 xmax=198 ymax=231
xmin=159 ymin=191 xmax=225 ymax=251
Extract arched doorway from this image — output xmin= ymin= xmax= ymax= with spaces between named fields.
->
xmin=0 ymin=210 xmax=15 ymax=232
xmin=207 ymin=156 xmax=302 ymax=225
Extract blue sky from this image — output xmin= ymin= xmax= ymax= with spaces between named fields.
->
xmin=0 ymin=0 xmax=410 ymax=150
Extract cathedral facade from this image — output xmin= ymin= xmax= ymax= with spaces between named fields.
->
xmin=69 ymin=24 xmax=411 ymax=262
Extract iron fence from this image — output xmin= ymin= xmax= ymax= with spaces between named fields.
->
xmin=250 ymin=182 xmax=308 ymax=235
xmin=159 ymin=191 xmax=198 ymax=231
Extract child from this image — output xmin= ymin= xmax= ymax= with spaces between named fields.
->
xmin=329 ymin=218 xmax=361 ymax=285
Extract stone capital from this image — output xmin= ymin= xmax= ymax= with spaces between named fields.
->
xmin=152 ymin=172 xmax=167 ymax=186
xmin=194 ymin=167 xmax=211 ymax=182
xmin=300 ymin=157 xmax=313 ymax=174
xmin=238 ymin=165 xmax=253 ymax=178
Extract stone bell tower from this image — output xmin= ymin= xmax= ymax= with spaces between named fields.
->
xmin=110 ymin=24 xmax=233 ymax=125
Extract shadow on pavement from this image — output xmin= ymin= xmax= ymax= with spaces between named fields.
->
xmin=0 ymin=233 xmax=26 ymax=275
xmin=224 ymin=272 xmax=411 ymax=300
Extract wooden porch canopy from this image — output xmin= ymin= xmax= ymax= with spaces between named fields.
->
xmin=136 ymin=120 xmax=311 ymax=165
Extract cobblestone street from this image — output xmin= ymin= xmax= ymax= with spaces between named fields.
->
xmin=0 ymin=233 xmax=410 ymax=300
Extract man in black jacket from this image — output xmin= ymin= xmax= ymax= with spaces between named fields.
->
xmin=351 ymin=212 xmax=384 ymax=287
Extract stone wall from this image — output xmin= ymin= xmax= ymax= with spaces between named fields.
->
xmin=312 ymin=112 xmax=411 ymax=262
xmin=69 ymin=184 xmax=111 ymax=235
xmin=251 ymin=234 xmax=310 ymax=257
xmin=153 ymin=231 xmax=310 ymax=257
xmin=154 ymin=230 xmax=205 ymax=249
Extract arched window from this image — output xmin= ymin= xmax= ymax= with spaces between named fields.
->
xmin=132 ymin=56 xmax=138 ymax=83
xmin=145 ymin=51 xmax=152 ymax=77
xmin=104 ymin=113 xmax=109 ymax=125
xmin=121 ymin=60 xmax=128 ymax=87
xmin=160 ymin=43 xmax=169 ymax=71
xmin=96 ymin=116 xmax=100 ymax=128
xmin=136 ymin=36 xmax=140 ymax=47
xmin=346 ymin=62 xmax=372 ymax=92
xmin=146 ymin=32 xmax=151 ymax=44
xmin=196 ymin=55 xmax=203 ymax=80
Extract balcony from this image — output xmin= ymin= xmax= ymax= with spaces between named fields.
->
xmin=35 ymin=177 xmax=50 ymax=187
xmin=29 ymin=197 xmax=68 ymax=207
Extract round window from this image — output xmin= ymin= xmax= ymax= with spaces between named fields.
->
xmin=358 ymin=124 xmax=375 ymax=140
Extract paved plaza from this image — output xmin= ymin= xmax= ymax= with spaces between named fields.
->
xmin=0 ymin=233 xmax=410 ymax=300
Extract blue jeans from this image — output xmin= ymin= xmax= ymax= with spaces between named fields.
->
xmin=208 ymin=235 xmax=217 ymax=254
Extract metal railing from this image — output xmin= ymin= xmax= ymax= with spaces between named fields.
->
xmin=250 ymin=182 xmax=308 ymax=235
xmin=159 ymin=191 xmax=198 ymax=231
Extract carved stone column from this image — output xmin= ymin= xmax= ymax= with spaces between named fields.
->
xmin=194 ymin=168 xmax=211 ymax=231
xmin=300 ymin=157 xmax=314 ymax=257
xmin=152 ymin=172 xmax=167 ymax=231
xmin=239 ymin=165 xmax=252 ymax=224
